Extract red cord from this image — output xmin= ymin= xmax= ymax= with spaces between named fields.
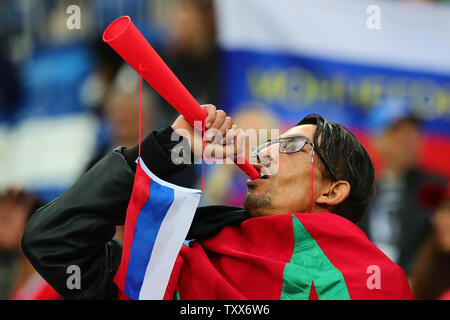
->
xmin=201 ymin=114 xmax=206 ymax=191
xmin=138 ymin=69 xmax=206 ymax=191
xmin=138 ymin=68 xmax=143 ymax=160
xmin=308 ymin=151 xmax=314 ymax=213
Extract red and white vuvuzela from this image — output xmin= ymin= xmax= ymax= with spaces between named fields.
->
xmin=103 ymin=16 xmax=259 ymax=180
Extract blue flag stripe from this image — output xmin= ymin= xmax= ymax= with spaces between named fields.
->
xmin=124 ymin=179 xmax=175 ymax=299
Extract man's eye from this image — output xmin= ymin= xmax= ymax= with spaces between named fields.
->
xmin=283 ymin=144 xmax=298 ymax=153
xmin=282 ymin=141 xmax=303 ymax=153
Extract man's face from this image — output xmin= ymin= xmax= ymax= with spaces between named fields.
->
xmin=434 ymin=199 xmax=450 ymax=253
xmin=107 ymin=93 xmax=152 ymax=147
xmin=380 ymin=120 xmax=421 ymax=172
xmin=244 ymin=124 xmax=327 ymax=217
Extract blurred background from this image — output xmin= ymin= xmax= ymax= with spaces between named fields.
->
xmin=0 ymin=0 xmax=449 ymax=300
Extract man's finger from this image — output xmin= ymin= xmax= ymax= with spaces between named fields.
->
xmin=218 ymin=116 xmax=233 ymax=138
xmin=202 ymin=104 xmax=216 ymax=129
xmin=224 ymin=124 xmax=240 ymax=145
xmin=208 ymin=109 xmax=226 ymax=131
xmin=205 ymin=110 xmax=227 ymax=141
xmin=204 ymin=127 xmax=221 ymax=143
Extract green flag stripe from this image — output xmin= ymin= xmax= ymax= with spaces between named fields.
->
xmin=280 ymin=215 xmax=350 ymax=300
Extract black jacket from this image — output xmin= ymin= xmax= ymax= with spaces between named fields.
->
xmin=21 ymin=127 xmax=250 ymax=300
xmin=358 ymin=169 xmax=446 ymax=275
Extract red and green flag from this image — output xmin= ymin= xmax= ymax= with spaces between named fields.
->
xmin=162 ymin=212 xmax=413 ymax=300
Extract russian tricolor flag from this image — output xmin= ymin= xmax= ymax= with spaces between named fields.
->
xmin=114 ymin=158 xmax=201 ymax=300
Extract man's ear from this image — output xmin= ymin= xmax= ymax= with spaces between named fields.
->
xmin=316 ymin=180 xmax=351 ymax=207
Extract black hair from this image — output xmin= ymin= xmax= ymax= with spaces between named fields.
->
xmin=388 ymin=115 xmax=421 ymax=132
xmin=297 ymin=114 xmax=376 ymax=223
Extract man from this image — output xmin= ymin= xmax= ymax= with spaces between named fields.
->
xmin=22 ymin=105 xmax=413 ymax=299
xmin=359 ymin=100 xmax=447 ymax=275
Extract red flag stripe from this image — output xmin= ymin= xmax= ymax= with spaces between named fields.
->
xmin=114 ymin=162 xmax=152 ymax=290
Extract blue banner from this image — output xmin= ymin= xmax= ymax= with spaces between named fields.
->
xmin=221 ymin=49 xmax=450 ymax=136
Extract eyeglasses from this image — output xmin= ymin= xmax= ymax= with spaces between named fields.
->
xmin=251 ymin=136 xmax=338 ymax=181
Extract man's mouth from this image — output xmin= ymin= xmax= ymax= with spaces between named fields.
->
xmin=252 ymin=164 xmax=272 ymax=179
xmin=246 ymin=169 xmax=272 ymax=187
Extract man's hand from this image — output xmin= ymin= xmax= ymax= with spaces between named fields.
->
xmin=0 ymin=188 xmax=36 ymax=252
xmin=171 ymin=104 xmax=243 ymax=161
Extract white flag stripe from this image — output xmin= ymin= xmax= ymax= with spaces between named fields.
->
xmin=138 ymin=157 xmax=202 ymax=194
xmin=215 ymin=0 xmax=450 ymax=75
xmin=138 ymin=184 xmax=201 ymax=300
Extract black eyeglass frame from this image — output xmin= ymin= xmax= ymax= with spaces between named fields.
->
xmin=251 ymin=136 xmax=338 ymax=182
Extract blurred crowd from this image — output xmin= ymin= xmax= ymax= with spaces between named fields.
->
xmin=0 ymin=0 xmax=449 ymax=300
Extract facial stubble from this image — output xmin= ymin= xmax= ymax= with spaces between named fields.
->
xmin=243 ymin=184 xmax=272 ymax=210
